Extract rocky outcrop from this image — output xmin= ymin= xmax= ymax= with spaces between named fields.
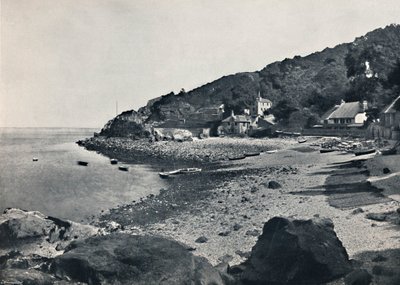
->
xmin=0 ymin=208 xmax=99 ymax=257
xmin=235 ymin=217 xmax=352 ymax=285
xmin=1 ymin=210 xmax=357 ymax=285
xmin=99 ymin=110 xmax=150 ymax=139
xmin=51 ymin=233 xmax=226 ymax=285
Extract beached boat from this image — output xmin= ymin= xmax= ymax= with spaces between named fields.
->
xmin=118 ymin=166 xmax=129 ymax=171
xmin=266 ymin=149 xmax=278 ymax=154
xmin=228 ymin=155 xmax=246 ymax=161
xmin=110 ymin=158 xmax=118 ymax=164
xmin=244 ymin=152 xmax=260 ymax=157
xmin=297 ymin=137 xmax=307 ymax=143
xmin=159 ymin=168 xmax=201 ymax=178
xmin=380 ymin=147 xmax=397 ymax=155
xmin=159 ymin=172 xmax=171 ymax=178
xmin=179 ymin=167 xmax=202 ymax=174
xmin=32 ymin=157 xmax=38 ymax=162
xmin=77 ymin=161 xmax=88 ymax=166
xmin=320 ymin=148 xmax=336 ymax=153
xmin=353 ymin=148 xmax=376 ymax=156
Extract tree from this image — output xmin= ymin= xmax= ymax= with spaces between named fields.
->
xmin=270 ymin=99 xmax=298 ymax=124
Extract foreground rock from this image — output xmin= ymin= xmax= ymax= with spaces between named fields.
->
xmin=0 ymin=208 xmax=99 ymax=257
xmin=51 ymin=233 xmax=227 ymax=285
xmin=235 ymin=217 xmax=352 ymax=285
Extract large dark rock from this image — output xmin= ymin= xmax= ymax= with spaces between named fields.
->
xmin=344 ymin=269 xmax=372 ymax=285
xmin=0 ymin=268 xmax=57 ymax=285
xmin=51 ymin=233 xmax=226 ymax=285
xmin=237 ymin=217 xmax=352 ymax=285
xmin=99 ymin=110 xmax=149 ymax=138
xmin=0 ymin=208 xmax=98 ymax=253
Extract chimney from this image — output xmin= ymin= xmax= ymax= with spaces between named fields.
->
xmin=362 ymin=100 xmax=368 ymax=111
xmin=231 ymin=110 xmax=235 ymax=117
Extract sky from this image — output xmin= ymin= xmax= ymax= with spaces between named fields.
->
xmin=1 ymin=0 xmax=400 ymax=128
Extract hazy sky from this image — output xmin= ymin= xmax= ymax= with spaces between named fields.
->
xmin=1 ymin=0 xmax=400 ymax=128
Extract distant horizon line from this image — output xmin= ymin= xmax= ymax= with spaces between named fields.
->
xmin=0 ymin=126 xmax=101 ymax=130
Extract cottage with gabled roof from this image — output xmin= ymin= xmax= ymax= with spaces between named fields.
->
xmin=380 ymin=95 xmax=400 ymax=140
xmin=220 ymin=110 xmax=251 ymax=135
xmin=321 ymin=100 xmax=368 ymax=129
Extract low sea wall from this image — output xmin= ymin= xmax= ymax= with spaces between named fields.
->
xmin=302 ymin=128 xmax=366 ymax=138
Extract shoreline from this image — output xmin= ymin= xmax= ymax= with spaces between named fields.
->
xmin=82 ymin=136 xmax=400 ymax=268
xmin=2 ymin=135 xmax=399 ymax=284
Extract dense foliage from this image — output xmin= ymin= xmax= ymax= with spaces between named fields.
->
xmin=131 ymin=25 xmax=400 ymax=129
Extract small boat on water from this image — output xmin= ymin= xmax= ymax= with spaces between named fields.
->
xmin=77 ymin=161 xmax=89 ymax=166
xmin=354 ymin=148 xmax=376 ymax=156
xmin=32 ymin=157 xmax=38 ymax=162
xmin=228 ymin=155 xmax=246 ymax=161
xmin=110 ymin=159 xmax=118 ymax=165
xmin=118 ymin=166 xmax=129 ymax=171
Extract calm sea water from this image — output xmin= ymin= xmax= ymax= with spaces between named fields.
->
xmin=0 ymin=128 xmax=165 ymax=222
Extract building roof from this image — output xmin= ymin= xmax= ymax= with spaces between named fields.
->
xmin=258 ymin=97 xmax=272 ymax=104
xmin=382 ymin=95 xmax=400 ymax=114
xmin=321 ymin=105 xmax=339 ymax=121
xmin=328 ymin=102 xmax=364 ymax=119
xmin=222 ymin=115 xmax=251 ymax=123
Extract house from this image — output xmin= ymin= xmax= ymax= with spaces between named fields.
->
xmin=321 ymin=100 xmax=368 ymax=129
xmin=380 ymin=95 xmax=400 ymax=140
xmin=220 ymin=111 xmax=251 ymax=135
xmin=252 ymin=94 xmax=272 ymax=116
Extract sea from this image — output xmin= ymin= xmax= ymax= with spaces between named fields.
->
xmin=0 ymin=128 xmax=165 ymax=222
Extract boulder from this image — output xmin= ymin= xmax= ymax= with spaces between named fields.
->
xmin=238 ymin=217 xmax=352 ymax=285
xmin=0 ymin=208 xmax=99 ymax=256
xmin=344 ymin=269 xmax=372 ymax=285
xmin=0 ymin=268 xmax=57 ymax=285
xmin=195 ymin=236 xmax=208 ymax=243
xmin=268 ymin=181 xmax=282 ymax=189
xmin=51 ymin=233 xmax=225 ymax=285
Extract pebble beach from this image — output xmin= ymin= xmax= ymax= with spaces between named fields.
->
xmin=81 ymin=136 xmax=400 ymax=276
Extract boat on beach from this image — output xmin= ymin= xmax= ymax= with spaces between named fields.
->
xmin=110 ymin=158 xmax=118 ymax=164
xmin=244 ymin=152 xmax=260 ymax=157
xmin=265 ymin=149 xmax=278 ymax=154
xmin=118 ymin=166 xmax=129 ymax=171
xmin=32 ymin=157 xmax=38 ymax=162
xmin=297 ymin=137 xmax=307 ymax=143
xmin=320 ymin=148 xmax=336 ymax=153
xmin=353 ymin=148 xmax=376 ymax=156
xmin=179 ymin=167 xmax=202 ymax=174
xmin=159 ymin=168 xmax=201 ymax=178
xmin=228 ymin=155 xmax=246 ymax=161
xmin=77 ymin=161 xmax=88 ymax=166
xmin=380 ymin=147 xmax=397 ymax=155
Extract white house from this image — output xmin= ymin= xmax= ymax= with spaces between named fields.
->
xmin=321 ymin=100 xmax=368 ymax=128
xmin=252 ymin=94 xmax=272 ymax=116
